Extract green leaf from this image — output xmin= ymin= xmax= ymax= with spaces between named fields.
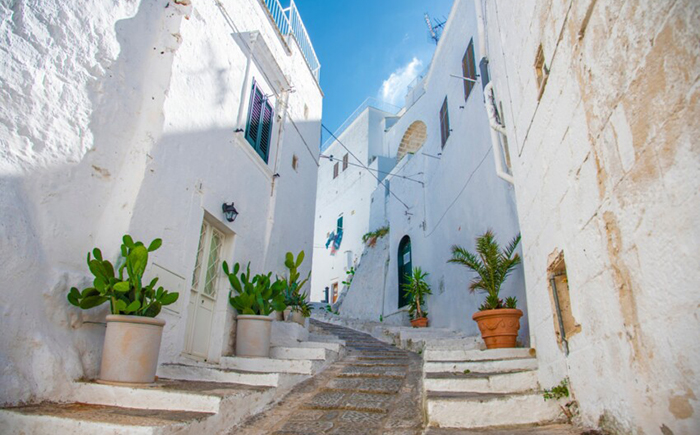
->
xmin=222 ymin=261 xmax=229 ymax=275
xmin=127 ymin=245 xmax=148 ymax=278
xmin=81 ymin=287 xmax=100 ymax=298
xmin=284 ymin=252 xmax=294 ymax=269
xmin=67 ymin=287 xmax=81 ymax=306
xmin=92 ymin=248 xmax=103 ymax=261
xmin=79 ymin=295 xmax=108 ymax=310
xmin=113 ymin=281 xmax=131 ymax=292
xmin=123 ymin=235 xmax=135 ymax=249
xmin=125 ymin=300 xmax=141 ymax=313
xmin=147 ymin=238 xmax=162 ymax=252
xmin=115 ymin=299 xmax=127 ymax=313
xmin=296 ymin=250 xmax=305 ymax=267
xmin=160 ymin=292 xmax=179 ymax=305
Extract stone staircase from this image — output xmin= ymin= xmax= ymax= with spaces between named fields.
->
xmin=0 ymin=338 xmax=344 ymax=434
xmin=423 ymin=347 xmax=568 ymax=432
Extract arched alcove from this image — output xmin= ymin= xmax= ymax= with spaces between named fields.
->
xmin=396 ymin=121 xmax=427 ymax=161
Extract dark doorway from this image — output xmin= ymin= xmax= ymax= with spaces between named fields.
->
xmin=398 ymin=235 xmax=412 ymax=308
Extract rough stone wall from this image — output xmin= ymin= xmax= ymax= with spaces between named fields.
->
xmin=0 ymin=0 xmax=321 ymax=405
xmin=483 ymin=0 xmax=700 ymax=433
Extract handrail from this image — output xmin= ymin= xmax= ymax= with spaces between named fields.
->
xmin=261 ymin=0 xmax=321 ymax=82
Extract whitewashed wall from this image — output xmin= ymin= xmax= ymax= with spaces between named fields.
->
xmin=310 ymin=108 xmax=391 ymax=303
xmin=0 ymin=0 xmax=321 ymax=406
xmin=483 ymin=0 xmax=700 ymax=433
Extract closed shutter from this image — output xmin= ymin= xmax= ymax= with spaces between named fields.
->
xmin=244 ymin=81 xmax=274 ymax=164
xmin=333 ymin=162 xmax=339 ymax=178
xmin=439 ymin=97 xmax=450 ymax=147
xmin=342 ymin=153 xmax=348 ymax=170
xmin=462 ymin=39 xmax=476 ymax=101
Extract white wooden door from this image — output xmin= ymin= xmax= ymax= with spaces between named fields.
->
xmin=184 ymin=221 xmax=224 ymax=359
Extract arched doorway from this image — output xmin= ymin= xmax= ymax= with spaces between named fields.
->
xmin=398 ymin=235 xmax=412 ymax=308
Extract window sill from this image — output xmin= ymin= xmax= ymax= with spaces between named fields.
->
xmin=234 ymin=133 xmax=274 ymax=180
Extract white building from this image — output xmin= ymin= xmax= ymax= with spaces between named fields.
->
xmin=310 ymin=100 xmax=398 ymax=304
xmin=314 ymin=0 xmax=527 ymax=342
xmin=0 ymin=0 xmax=321 ymax=406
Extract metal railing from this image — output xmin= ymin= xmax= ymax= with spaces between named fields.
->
xmin=261 ymin=0 xmax=321 ymax=82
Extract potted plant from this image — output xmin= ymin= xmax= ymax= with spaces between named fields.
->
xmin=448 ymin=230 xmax=522 ymax=349
xmin=223 ymin=261 xmax=286 ymax=357
xmin=402 ymin=267 xmax=432 ymax=327
xmin=362 ymin=225 xmax=389 ymax=247
xmin=67 ymin=235 xmax=179 ymax=385
xmin=280 ymin=251 xmax=311 ymax=326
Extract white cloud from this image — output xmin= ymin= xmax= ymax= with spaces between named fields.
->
xmin=378 ymin=57 xmax=423 ymax=107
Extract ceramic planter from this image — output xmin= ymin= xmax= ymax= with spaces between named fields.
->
xmin=236 ymin=314 xmax=272 ymax=357
xmin=410 ymin=317 xmax=428 ymax=327
xmin=98 ymin=315 xmax=165 ymax=386
xmin=472 ymin=308 xmax=523 ymax=349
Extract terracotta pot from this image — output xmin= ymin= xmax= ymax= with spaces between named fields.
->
xmin=236 ymin=314 xmax=272 ymax=357
xmin=411 ymin=317 xmax=428 ymax=328
xmin=472 ymin=308 xmax=523 ymax=349
xmin=98 ymin=315 xmax=165 ymax=386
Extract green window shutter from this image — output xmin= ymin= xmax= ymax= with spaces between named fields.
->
xmin=244 ymin=81 xmax=275 ymax=163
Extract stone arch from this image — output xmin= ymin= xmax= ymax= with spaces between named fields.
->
xmin=396 ymin=121 xmax=427 ymax=161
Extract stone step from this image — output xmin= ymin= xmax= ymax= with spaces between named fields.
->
xmin=424 ymin=348 xmax=535 ymax=362
xmin=157 ymin=363 xmax=280 ymax=387
xmin=68 ymin=379 xmax=271 ymax=413
xmin=220 ymin=355 xmax=319 ymax=375
xmin=0 ymin=402 xmax=213 ymax=435
xmin=295 ymin=340 xmax=343 ymax=353
xmin=424 ymin=370 xmax=539 ymax=394
xmin=427 ymin=391 xmax=563 ymax=428
xmin=270 ymin=345 xmax=328 ymax=360
xmin=308 ymin=333 xmax=345 ymax=345
xmin=424 ymin=423 xmax=581 ymax=434
xmin=424 ymin=357 xmax=538 ymax=374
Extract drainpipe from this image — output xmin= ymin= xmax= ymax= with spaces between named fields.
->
xmin=270 ymin=89 xmax=291 ymax=195
xmin=235 ymin=31 xmax=259 ymax=131
xmin=484 ymin=82 xmax=514 ymax=185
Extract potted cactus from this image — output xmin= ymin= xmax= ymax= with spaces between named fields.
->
xmin=402 ymin=267 xmax=432 ymax=327
xmin=67 ymin=235 xmax=179 ymax=385
xmin=223 ymin=262 xmax=286 ymax=357
xmin=280 ymin=251 xmax=311 ymax=326
xmin=449 ymin=230 xmax=522 ymax=349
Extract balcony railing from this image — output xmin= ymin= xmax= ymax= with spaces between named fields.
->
xmin=262 ymin=0 xmax=321 ymax=82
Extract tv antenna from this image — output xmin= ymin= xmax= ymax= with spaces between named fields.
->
xmin=424 ymin=13 xmax=446 ymax=45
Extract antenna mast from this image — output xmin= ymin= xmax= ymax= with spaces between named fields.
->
xmin=424 ymin=13 xmax=446 ymax=45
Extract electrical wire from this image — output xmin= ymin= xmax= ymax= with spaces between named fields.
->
xmin=423 ymin=146 xmax=492 ymax=238
xmin=288 ymin=116 xmax=320 ymax=167
xmin=319 ymin=155 xmax=423 ymax=185
xmin=322 ymin=124 xmax=411 ymax=209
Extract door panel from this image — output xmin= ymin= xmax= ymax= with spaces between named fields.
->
xmin=184 ymin=221 xmax=224 ymax=359
xmin=398 ymin=236 xmax=412 ymax=308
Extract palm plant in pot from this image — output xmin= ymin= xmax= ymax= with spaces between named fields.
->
xmin=223 ymin=261 xmax=286 ymax=357
xmin=402 ymin=267 xmax=432 ymax=327
xmin=67 ymin=235 xmax=179 ymax=385
xmin=449 ymin=230 xmax=522 ymax=349
xmin=280 ymin=251 xmax=311 ymax=326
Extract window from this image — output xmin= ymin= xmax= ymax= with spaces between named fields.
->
xmin=333 ymin=162 xmax=339 ymax=179
xmin=337 ymin=216 xmax=343 ymax=232
xmin=439 ymin=97 xmax=450 ymax=147
xmin=534 ymin=44 xmax=549 ymax=100
xmin=342 ymin=153 xmax=348 ymax=171
xmin=245 ymin=81 xmax=274 ymax=163
xmin=462 ymin=39 xmax=477 ymax=101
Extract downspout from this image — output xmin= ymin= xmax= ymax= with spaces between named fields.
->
xmin=476 ymin=0 xmax=514 ymax=185
xmin=270 ymin=89 xmax=291 ymax=195
xmin=235 ymin=31 xmax=259 ymax=131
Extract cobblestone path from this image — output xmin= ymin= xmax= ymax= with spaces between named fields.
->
xmin=233 ymin=320 xmax=424 ymax=435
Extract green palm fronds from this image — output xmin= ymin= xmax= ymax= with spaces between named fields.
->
xmin=448 ymin=230 xmax=521 ymax=310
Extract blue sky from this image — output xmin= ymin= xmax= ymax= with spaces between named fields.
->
xmin=293 ymin=0 xmax=455 ymax=141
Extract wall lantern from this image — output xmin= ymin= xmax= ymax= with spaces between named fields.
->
xmin=222 ymin=202 xmax=239 ymax=223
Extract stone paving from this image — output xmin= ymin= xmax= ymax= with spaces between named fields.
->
xmin=232 ymin=320 xmax=424 ymax=435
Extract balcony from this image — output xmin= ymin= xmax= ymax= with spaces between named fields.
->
xmin=261 ymin=0 xmax=321 ymax=82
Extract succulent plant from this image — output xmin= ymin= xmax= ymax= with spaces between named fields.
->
xmin=223 ymin=261 xmax=286 ymax=316
xmin=401 ymin=267 xmax=432 ymax=320
xmin=67 ymin=235 xmax=179 ymax=317
xmin=280 ymin=251 xmax=311 ymax=317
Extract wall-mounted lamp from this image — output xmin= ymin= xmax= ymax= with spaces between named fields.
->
xmin=222 ymin=202 xmax=239 ymax=222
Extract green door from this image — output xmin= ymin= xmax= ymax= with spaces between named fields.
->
xmin=398 ymin=236 xmax=412 ymax=308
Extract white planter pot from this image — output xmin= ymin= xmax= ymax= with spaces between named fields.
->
xmin=98 ymin=315 xmax=165 ymax=386
xmin=290 ymin=311 xmax=306 ymax=326
xmin=236 ymin=314 xmax=272 ymax=357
